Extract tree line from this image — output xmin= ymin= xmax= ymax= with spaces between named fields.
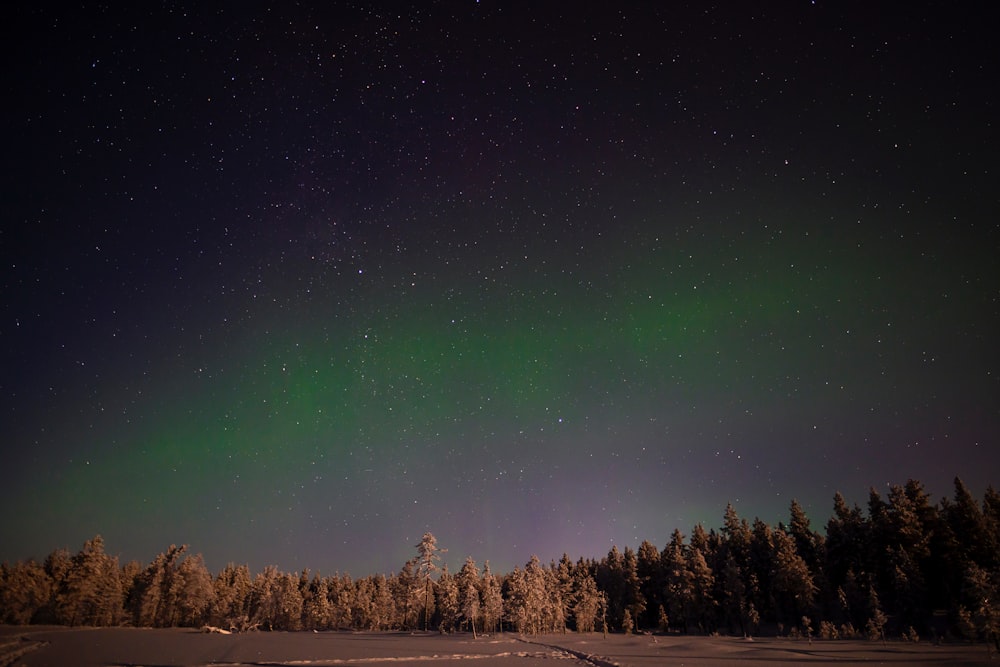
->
xmin=1 ymin=477 xmax=998 ymax=645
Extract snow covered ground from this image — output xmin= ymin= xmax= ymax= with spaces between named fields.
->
xmin=0 ymin=627 xmax=994 ymax=667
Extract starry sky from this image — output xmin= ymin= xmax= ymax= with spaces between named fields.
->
xmin=3 ymin=2 xmax=997 ymax=576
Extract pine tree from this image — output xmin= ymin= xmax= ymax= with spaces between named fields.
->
xmin=622 ymin=546 xmax=646 ymax=632
xmin=748 ymin=519 xmax=775 ymax=622
xmin=456 ymin=556 xmax=481 ymax=636
xmin=884 ymin=482 xmax=932 ymax=621
xmin=596 ymin=545 xmax=626 ymax=629
xmin=866 ymin=587 xmax=887 ymax=643
xmin=414 ymin=532 xmax=445 ymax=631
xmin=687 ymin=546 xmax=716 ymax=634
xmin=352 ymin=576 xmax=376 ymax=630
xmin=480 ymin=561 xmax=503 ymax=635
xmin=55 ymin=536 xmax=123 ymax=626
xmin=788 ymin=499 xmax=824 ymax=578
xmin=249 ymin=565 xmax=281 ymax=630
xmin=718 ymin=554 xmax=747 ymax=635
xmin=824 ymin=491 xmax=868 ymax=593
xmin=948 ymin=477 xmax=991 ymax=568
xmin=329 ymin=573 xmax=356 ymax=630
xmin=274 ymin=571 xmax=303 ymax=631
xmin=210 ymin=563 xmax=252 ymax=630
xmin=174 ymin=553 xmax=214 ymax=627
xmin=523 ymin=555 xmax=549 ymax=634
xmin=983 ymin=486 xmax=1000 ymax=569
xmin=301 ymin=574 xmax=332 ymax=630
xmin=435 ymin=564 xmax=460 ymax=632
xmin=722 ymin=503 xmax=752 ymax=568
xmin=394 ymin=559 xmax=419 ymax=630
xmin=770 ymin=529 xmax=816 ymax=625
xmin=370 ymin=574 xmax=396 ymax=630
xmin=661 ymin=530 xmax=691 ymax=633
xmin=504 ymin=565 xmax=528 ymax=633
xmin=572 ymin=569 xmax=601 ymax=632
xmin=636 ymin=540 xmax=663 ymax=630
xmin=553 ymin=555 xmax=576 ymax=633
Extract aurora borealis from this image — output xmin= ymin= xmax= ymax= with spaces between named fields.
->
xmin=3 ymin=3 xmax=997 ymax=576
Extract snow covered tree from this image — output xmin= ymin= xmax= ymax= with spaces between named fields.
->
xmin=948 ymin=477 xmax=992 ymax=569
xmin=456 ymin=556 xmax=481 ymax=636
xmin=504 ymin=565 xmax=528 ymax=632
xmin=435 ymin=564 xmax=460 ymax=632
xmin=54 ymin=535 xmax=123 ymax=626
xmin=249 ymin=565 xmax=281 ymax=630
xmin=480 ymin=561 xmax=503 ymax=634
xmin=174 ymin=553 xmax=214 ymax=627
xmin=788 ymin=499 xmax=824 ymax=578
xmin=596 ymin=545 xmax=626 ymax=629
xmin=414 ymin=532 xmax=445 ymax=630
xmin=328 ymin=573 xmax=356 ymax=629
xmin=131 ymin=544 xmax=188 ymax=627
xmin=0 ymin=559 xmax=54 ymax=625
xmin=394 ymin=559 xmax=420 ymax=630
xmin=210 ymin=563 xmax=252 ymax=630
xmin=687 ymin=545 xmax=716 ymax=633
xmin=301 ymin=573 xmax=332 ymax=630
xmin=824 ymin=491 xmax=868 ymax=592
xmin=770 ymin=529 xmax=816 ymax=625
xmin=661 ymin=530 xmax=691 ymax=633
xmin=370 ymin=574 xmax=396 ymax=630
xmin=572 ymin=569 xmax=601 ymax=632
xmin=273 ymin=571 xmax=303 ymax=631
xmin=983 ymin=485 xmax=1000 ymax=570
xmin=622 ymin=546 xmax=646 ymax=632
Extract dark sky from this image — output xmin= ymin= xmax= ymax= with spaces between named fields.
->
xmin=3 ymin=2 xmax=997 ymax=576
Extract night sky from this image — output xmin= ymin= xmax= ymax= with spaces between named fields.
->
xmin=3 ymin=3 xmax=997 ymax=577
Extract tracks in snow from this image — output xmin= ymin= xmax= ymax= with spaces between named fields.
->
xmin=514 ymin=636 xmax=620 ymax=667
xmin=0 ymin=634 xmax=47 ymax=667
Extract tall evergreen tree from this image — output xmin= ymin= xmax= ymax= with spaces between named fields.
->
xmin=370 ymin=574 xmax=396 ymax=631
xmin=686 ymin=545 xmax=716 ymax=633
xmin=948 ymin=477 xmax=991 ymax=568
xmin=825 ymin=491 xmax=868 ymax=591
xmin=636 ymin=540 xmax=662 ymax=630
xmin=554 ymin=555 xmax=576 ymax=632
xmin=596 ymin=545 xmax=626 ymax=629
xmin=414 ymin=533 xmax=444 ymax=631
xmin=456 ymin=556 xmax=481 ymax=636
xmin=788 ymin=499 xmax=825 ymax=578
xmin=770 ymin=529 xmax=816 ymax=626
xmin=480 ymin=561 xmax=503 ymax=635
xmin=661 ymin=529 xmax=691 ymax=633
xmin=435 ymin=564 xmax=460 ymax=632
xmin=174 ymin=553 xmax=214 ymax=627
xmin=571 ymin=569 xmax=601 ymax=632
xmin=622 ymin=546 xmax=646 ymax=632
xmin=717 ymin=505 xmax=752 ymax=634
xmin=394 ymin=559 xmax=420 ymax=630
xmin=748 ymin=518 xmax=775 ymax=622
xmin=983 ymin=485 xmax=1000 ymax=569
xmin=884 ymin=482 xmax=931 ymax=620
xmin=523 ymin=555 xmax=549 ymax=634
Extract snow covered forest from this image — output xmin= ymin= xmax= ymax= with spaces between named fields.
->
xmin=2 ymin=478 xmax=998 ymax=643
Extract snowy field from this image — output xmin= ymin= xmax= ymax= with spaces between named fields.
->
xmin=0 ymin=627 xmax=995 ymax=667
